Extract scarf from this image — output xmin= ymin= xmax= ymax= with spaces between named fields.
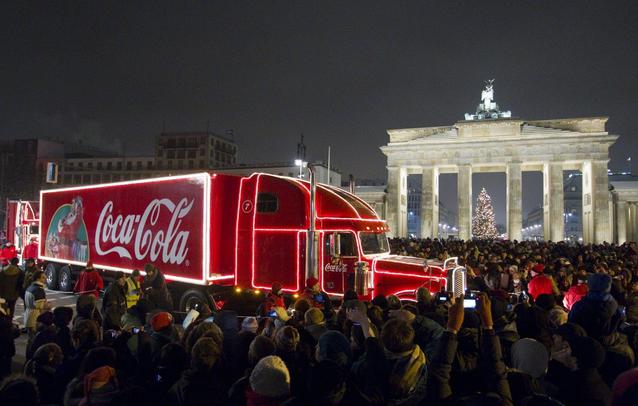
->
xmin=385 ymin=344 xmax=427 ymax=398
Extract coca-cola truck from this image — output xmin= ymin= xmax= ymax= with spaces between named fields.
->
xmin=39 ymin=172 xmax=464 ymax=311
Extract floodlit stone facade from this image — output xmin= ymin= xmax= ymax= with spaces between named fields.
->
xmin=380 ymin=117 xmax=618 ymax=243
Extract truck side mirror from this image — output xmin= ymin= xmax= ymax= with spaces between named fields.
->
xmin=329 ymin=233 xmax=341 ymax=257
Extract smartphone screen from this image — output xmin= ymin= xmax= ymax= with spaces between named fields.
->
xmin=463 ymin=298 xmax=477 ymax=309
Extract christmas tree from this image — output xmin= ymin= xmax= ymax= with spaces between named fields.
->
xmin=472 ymin=188 xmax=499 ymax=239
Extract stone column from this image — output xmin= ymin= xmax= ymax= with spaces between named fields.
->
xmin=386 ymin=166 xmax=408 ymax=238
xmin=506 ymin=162 xmax=523 ymax=241
xmin=420 ymin=166 xmax=439 ymax=238
xmin=458 ymin=165 xmax=472 ymax=240
xmin=617 ymin=200 xmax=627 ymax=244
xmin=543 ymin=162 xmax=564 ymax=241
xmin=592 ymin=160 xmax=611 ymax=243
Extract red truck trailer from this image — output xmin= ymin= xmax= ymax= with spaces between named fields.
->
xmin=39 ymin=172 xmax=464 ymax=311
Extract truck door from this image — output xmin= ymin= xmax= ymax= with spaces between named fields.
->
xmin=321 ymin=231 xmax=358 ymax=295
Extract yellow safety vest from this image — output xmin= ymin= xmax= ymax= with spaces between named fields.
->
xmin=125 ymin=277 xmax=141 ymax=308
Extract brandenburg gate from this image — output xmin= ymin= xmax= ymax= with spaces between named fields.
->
xmin=380 ymin=82 xmax=618 ymax=243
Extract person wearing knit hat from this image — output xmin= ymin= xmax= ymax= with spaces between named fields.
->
xmin=274 ymin=326 xmax=300 ymax=354
xmin=569 ymin=273 xmax=623 ymax=341
xmin=511 ymin=338 xmax=549 ymax=379
xmin=527 ymin=264 xmax=555 ymax=300
xmin=299 ymin=276 xmax=333 ymax=319
xmin=611 ymin=367 xmax=638 ymax=406
xmin=168 ymin=337 xmax=227 ymax=405
xmin=561 ymin=336 xmax=611 ymax=405
xmin=247 ymin=355 xmax=290 ymax=402
xmin=304 ymin=307 xmax=327 ymax=341
xmin=151 ymin=311 xmax=173 ymax=332
xmin=73 ymin=262 xmax=103 ymax=298
xmin=260 ymin=281 xmax=285 ymax=318
xmin=241 ymin=316 xmax=259 ymax=334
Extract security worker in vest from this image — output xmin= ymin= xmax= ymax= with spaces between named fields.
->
xmin=125 ymin=269 xmax=142 ymax=308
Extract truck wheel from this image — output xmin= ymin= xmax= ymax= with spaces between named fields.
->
xmin=44 ymin=263 xmax=59 ymax=290
xmin=58 ymin=266 xmax=73 ymax=292
xmin=179 ymin=289 xmax=209 ymax=313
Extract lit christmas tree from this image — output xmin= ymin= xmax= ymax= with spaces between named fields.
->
xmin=472 ymin=188 xmax=499 ymax=239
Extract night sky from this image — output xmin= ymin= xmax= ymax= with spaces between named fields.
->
xmin=1 ymin=1 xmax=637 ymax=224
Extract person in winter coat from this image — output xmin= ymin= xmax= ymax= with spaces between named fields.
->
xmin=259 ymin=281 xmax=286 ymax=317
xmin=299 ymin=277 xmax=333 ymax=320
xmin=23 ymin=342 xmax=65 ymax=405
xmin=0 ymin=302 xmax=19 ymax=378
xmin=428 ymin=293 xmax=513 ymax=405
xmin=80 ymin=365 xmax=120 ymax=405
xmin=169 ymin=337 xmax=227 ymax=406
xmin=350 ymin=309 xmax=428 ymax=404
xmin=527 ymin=264 xmax=555 ymax=300
xmin=124 ymin=269 xmax=142 ymax=309
xmin=0 ymin=257 xmax=23 ymax=316
xmin=0 ymin=243 xmax=16 ymax=266
xmin=22 ymin=236 xmax=38 ymax=263
xmin=245 ymin=355 xmax=291 ymax=406
xmin=142 ymin=264 xmax=173 ymax=311
xmin=21 ymin=258 xmax=38 ymax=297
xmin=563 ymin=274 xmax=588 ymax=310
xmin=569 ymin=273 xmax=623 ymax=342
xmin=560 ymin=336 xmax=611 ymax=406
xmin=102 ymin=272 xmax=127 ymax=331
xmin=73 ymin=262 xmax=104 ymax=298
xmin=24 ymin=270 xmax=49 ymax=341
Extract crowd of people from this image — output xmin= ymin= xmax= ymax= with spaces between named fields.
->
xmin=0 ymin=238 xmax=638 ymax=404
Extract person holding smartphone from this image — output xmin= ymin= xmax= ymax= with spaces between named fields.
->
xmin=300 ymin=277 xmax=333 ymax=321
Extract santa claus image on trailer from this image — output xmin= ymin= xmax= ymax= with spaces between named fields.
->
xmin=45 ymin=196 xmax=89 ymax=261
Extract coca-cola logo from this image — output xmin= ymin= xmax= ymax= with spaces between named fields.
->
xmin=95 ymin=198 xmax=194 ymax=265
xmin=324 ymin=263 xmax=348 ymax=273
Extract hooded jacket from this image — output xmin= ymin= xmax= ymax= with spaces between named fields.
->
xmin=0 ymin=264 xmax=22 ymax=301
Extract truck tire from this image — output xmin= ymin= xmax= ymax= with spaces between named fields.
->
xmin=44 ymin=263 xmax=59 ymax=290
xmin=58 ymin=266 xmax=74 ymax=292
xmin=179 ymin=289 xmax=209 ymax=313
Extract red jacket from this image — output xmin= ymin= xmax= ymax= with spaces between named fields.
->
xmin=563 ymin=284 xmax=588 ymax=310
xmin=73 ymin=270 xmax=104 ymax=297
xmin=528 ymin=274 xmax=554 ymax=300
xmin=22 ymin=243 xmax=38 ymax=260
xmin=0 ymin=245 xmax=17 ymax=265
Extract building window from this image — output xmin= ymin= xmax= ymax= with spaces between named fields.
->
xmin=177 ymin=138 xmax=185 ymax=148
xmin=257 ymin=193 xmax=278 ymax=213
xmin=199 ymin=160 xmax=204 ymax=168
xmin=147 ymin=161 xmax=153 ymax=170
xmin=88 ymin=162 xmax=93 ymax=169
xmin=136 ymin=161 xmax=142 ymax=170
xmin=188 ymin=150 xmax=196 ymax=159
xmin=167 ymin=150 xmax=175 ymax=159
xmin=126 ymin=162 xmax=132 ymax=170
xmin=177 ymin=150 xmax=185 ymax=159
xmin=116 ymin=162 xmax=122 ymax=170
xmin=107 ymin=162 xmax=113 ymax=170
xmin=188 ymin=160 xmax=194 ymax=169
xmin=200 ymin=149 xmax=205 ymax=156
xmin=178 ymin=160 xmax=184 ymax=169
xmin=157 ymin=161 xmax=163 ymax=169
xmin=97 ymin=162 xmax=103 ymax=170
xmin=167 ymin=138 xmax=176 ymax=148
xmin=167 ymin=161 xmax=173 ymax=169
xmin=78 ymin=162 xmax=84 ymax=168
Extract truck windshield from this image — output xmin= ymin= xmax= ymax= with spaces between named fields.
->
xmin=359 ymin=232 xmax=389 ymax=255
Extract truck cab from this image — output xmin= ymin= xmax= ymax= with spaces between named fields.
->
xmin=233 ymin=173 xmax=462 ymax=301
